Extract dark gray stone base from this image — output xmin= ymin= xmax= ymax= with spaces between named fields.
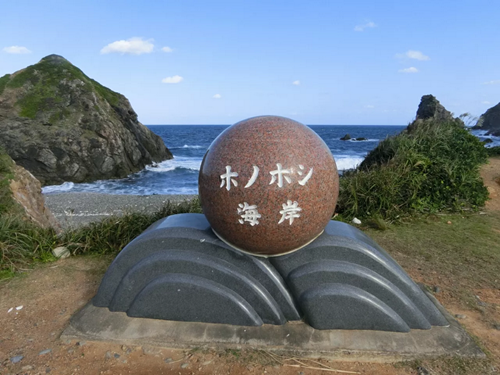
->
xmin=63 ymin=291 xmax=484 ymax=361
xmin=92 ymin=214 xmax=448 ymax=332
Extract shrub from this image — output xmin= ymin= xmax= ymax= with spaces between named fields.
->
xmin=0 ymin=197 xmax=202 ymax=278
xmin=337 ymin=120 xmax=489 ymax=221
xmin=486 ymin=146 xmax=500 ymax=157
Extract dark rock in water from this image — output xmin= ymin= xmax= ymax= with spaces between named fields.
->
xmin=483 ymin=138 xmax=493 ymax=144
xmin=340 ymin=134 xmax=351 ymax=141
xmin=407 ymin=95 xmax=464 ymax=132
xmin=0 ymin=54 xmax=173 ymax=186
xmin=474 ymin=102 xmax=500 ymax=136
xmin=354 ymin=137 xmax=367 ymax=141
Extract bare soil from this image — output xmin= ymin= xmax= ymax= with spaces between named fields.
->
xmin=1 ymin=159 xmax=500 ymax=375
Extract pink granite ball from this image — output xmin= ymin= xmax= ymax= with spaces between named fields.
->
xmin=198 ymin=116 xmax=339 ymax=257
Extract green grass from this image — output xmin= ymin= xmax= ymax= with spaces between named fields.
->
xmin=337 ymin=119 xmax=489 ymax=221
xmin=366 ymin=211 xmax=500 ymax=306
xmin=0 ymin=198 xmax=202 ymax=278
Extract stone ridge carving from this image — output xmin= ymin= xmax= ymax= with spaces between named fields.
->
xmin=0 ymin=54 xmax=172 ymax=185
xmin=93 ymin=213 xmax=448 ymax=332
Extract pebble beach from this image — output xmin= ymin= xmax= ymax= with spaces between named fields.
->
xmin=44 ymin=192 xmax=197 ymax=230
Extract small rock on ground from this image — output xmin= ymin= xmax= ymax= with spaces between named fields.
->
xmin=455 ymin=314 xmax=467 ymax=319
xmin=10 ymin=355 xmax=24 ymax=363
xmin=181 ymin=363 xmax=189 ymax=368
xmin=39 ymin=349 xmax=52 ymax=355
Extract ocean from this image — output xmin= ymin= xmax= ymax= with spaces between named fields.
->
xmin=42 ymin=125 xmax=500 ymax=196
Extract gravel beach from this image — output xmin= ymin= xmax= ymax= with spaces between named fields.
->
xmin=44 ymin=192 xmax=197 ymax=230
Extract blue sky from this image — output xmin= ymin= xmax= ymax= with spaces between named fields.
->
xmin=1 ymin=0 xmax=499 ymax=125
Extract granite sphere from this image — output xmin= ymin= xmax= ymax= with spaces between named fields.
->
xmin=198 ymin=116 xmax=339 ymax=257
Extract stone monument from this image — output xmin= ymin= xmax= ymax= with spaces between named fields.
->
xmin=90 ymin=115 xmax=448 ymax=332
xmin=65 ymin=116 xmax=485 ymax=359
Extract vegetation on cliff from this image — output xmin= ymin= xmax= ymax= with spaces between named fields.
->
xmin=336 ymin=119 xmax=489 ymax=222
xmin=1 ymin=55 xmax=121 ymax=118
xmin=0 ymin=148 xmax=15 ymax=214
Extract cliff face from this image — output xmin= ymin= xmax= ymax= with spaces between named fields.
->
xmin=0 ymin=55 xmax=172 ymax=186
xmin=474 ymin=102 xmax=500 ymax=136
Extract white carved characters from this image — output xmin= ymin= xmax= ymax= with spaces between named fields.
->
xmin=219 ymin=163 xmax=312 ymax=226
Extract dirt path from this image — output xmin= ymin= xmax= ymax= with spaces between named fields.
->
xmin=1 ymin=159 xmax=499 ymax=375
xmin=481 ymin=157 xmax=500 ymax=212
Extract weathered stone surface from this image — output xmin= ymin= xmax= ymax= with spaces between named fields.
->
xmin=474 ymin=102 xmax=500 ymax=136
xmin=198 ymin=116 xmax=339 ymax=256
xmin=0 ymin=54 xmax=172 ymax=185
xmin=9 ymin=162 xmax=60 ymax=231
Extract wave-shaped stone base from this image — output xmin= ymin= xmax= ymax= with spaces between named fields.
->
xmin=93 ymin=214 xmax=448 ymax=332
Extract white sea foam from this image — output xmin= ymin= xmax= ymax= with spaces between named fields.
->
xmin=349 ymin=138 xmax=379 ymax=142
xmin=334 ymin=156 xmax=364 ymax=171
xmin=181 ymin=144 xmax=203 ymax=149
xmin=42 ymin=181 xmax=75 ymax=194
xmin=146 ymin=156 xmax=202 ymax=172
xmin=470 ymin=129 xmax=500 ymax=147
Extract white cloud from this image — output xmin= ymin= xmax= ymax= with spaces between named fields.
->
xmin=292 ymin=80 xmax=300 ymax=85
xmin=398 ymin=67 xmax=419 ymax=73
xmin=162 ymin=75 xmax=183 ymax=84
xmin=354 ymin=21 xmax=376 ymax=32
xmin=396 ymin=50 xmax=430 ymax=61
xmin=101 ymin=37 xmax=154 ymax=55
xmin=482 ymin=101 xmax=491 ymax=104
xmin=365 ymin=105 xmax=375 ymax=109
xmin=213 ymin=94 xmax=221 ymax=99
xmin=483 ymin=80 xmax=500 ymax=85
xmin=3 ymin=46 xmax=31 ymax=54
xmin=162 ymin=46 xmax=173 ymax=53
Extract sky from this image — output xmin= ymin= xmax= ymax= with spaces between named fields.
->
xmin=1 ymin=0 xmax=499 ymax=125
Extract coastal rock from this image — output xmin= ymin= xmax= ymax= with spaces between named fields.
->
xmin=9 ymin=157 xmax=60 ymax=231
xmin=408 ymin=95 xmax=464 ymax=132
xmin=0 ymin=54 xmax=173 ymax=186
xmin=340 ymin=134 xmax=351 ymax=141
xmin=474 ymin=102 xmax=500 ymax=136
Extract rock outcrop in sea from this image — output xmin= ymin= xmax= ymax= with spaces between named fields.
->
xmin=474 ymin=102 xmax=500 ymax=136
xmin=0 ymin=54 xmax=173 ymax=185
xmin=407 ymin=95 xmax=464 ymax=132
